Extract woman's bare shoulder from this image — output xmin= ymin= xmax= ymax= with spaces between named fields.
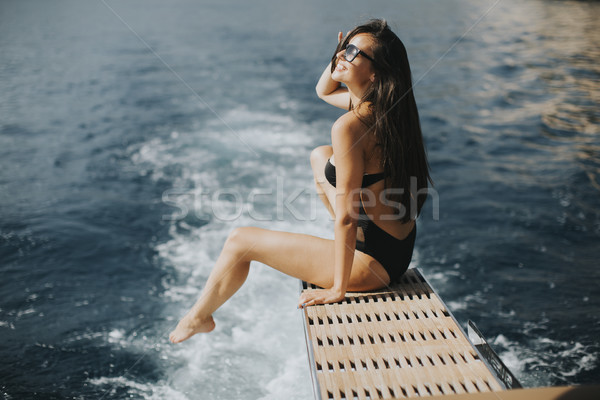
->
xmin=331 ymin=108 xmax=371 ymax=145
xmin=333 ymin=109 xmax=368 ymax=133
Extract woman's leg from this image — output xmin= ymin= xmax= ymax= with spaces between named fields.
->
xmin=310 ymin=145 xmax=336 ymax=219
xmin=169 ymin=226 xmax=390 ymax=343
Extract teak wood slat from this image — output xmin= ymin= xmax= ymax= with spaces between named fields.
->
xmin=301 ymin=268 xmax=504 ymax=399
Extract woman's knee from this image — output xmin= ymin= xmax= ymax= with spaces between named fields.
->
xmin=225 ymin=227 xmax=257 ymax=256
xmin=310 ymin=145 xmax=332 ymax=168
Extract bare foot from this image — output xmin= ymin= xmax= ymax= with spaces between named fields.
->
xmin=169 ymin=314 xmax=215 ymax=343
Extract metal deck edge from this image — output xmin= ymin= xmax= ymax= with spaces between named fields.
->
xmin=299 ymin=280 xmax=322 ymax=400
xmin=467 ymin=320 xmax=522 ymax=389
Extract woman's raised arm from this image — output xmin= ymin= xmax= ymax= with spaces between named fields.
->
xmin=315 ymin=32 xmax=350 ymax=110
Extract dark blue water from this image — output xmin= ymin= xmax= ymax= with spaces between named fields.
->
xmin=1 ymin=0 xmax=598 ymax=398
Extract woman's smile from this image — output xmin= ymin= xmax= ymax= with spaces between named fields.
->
xmin=335 ymin=62 xmax=348 ymax=72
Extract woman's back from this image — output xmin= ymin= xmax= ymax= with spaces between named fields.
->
xmin=331 ymin=110 xmax=416 ymax=242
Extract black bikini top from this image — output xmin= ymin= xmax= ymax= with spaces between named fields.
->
xmin=325 ymin=158 xmax=385 ymax=188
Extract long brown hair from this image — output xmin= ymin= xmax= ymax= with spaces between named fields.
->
xmin=331 ymin=19 xmax=432 ymax=222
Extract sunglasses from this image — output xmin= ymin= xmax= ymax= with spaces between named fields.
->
xmin=344 ymin=43 xmax=376 ymax=64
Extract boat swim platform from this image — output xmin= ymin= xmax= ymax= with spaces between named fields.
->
xmin=300 ymin=268 xmax=507 ymax=400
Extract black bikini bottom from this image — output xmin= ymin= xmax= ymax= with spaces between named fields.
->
xmin=355 ymin=203 xmax=416 ymax=283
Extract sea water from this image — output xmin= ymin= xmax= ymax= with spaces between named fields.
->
xmin=1 ymin=0 xmax=599 ymax=398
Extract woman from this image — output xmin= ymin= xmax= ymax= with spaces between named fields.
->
xmin=169 ymin=19 xmax=431 ymax=344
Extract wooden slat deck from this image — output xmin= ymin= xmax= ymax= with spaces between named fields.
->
xmin=300 ymin=268 xmax=505 ymax=399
